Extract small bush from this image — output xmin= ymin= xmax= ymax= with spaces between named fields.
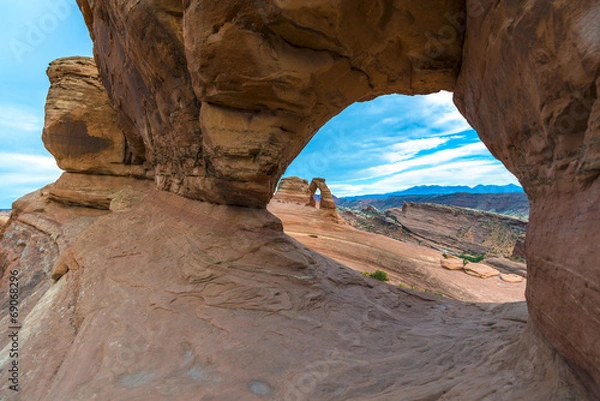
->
xmin=368 ymin=270 xmax=389 ymax=282
xmin=459 ymin=253 xmax=485 ymax=264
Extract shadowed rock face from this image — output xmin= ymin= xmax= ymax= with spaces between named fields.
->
xmin=75 ymin=0 xmax=464 ymax=206
xmin=454 ymin=0 xmax=600 ymax=396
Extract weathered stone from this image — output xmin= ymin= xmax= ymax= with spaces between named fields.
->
xmin=0 ymin=215 xmax=9 ymax=229
xmin=42 ymin=57 xmax=146 ymax=177
xmin=441 ymin=256 xmax=464 ymax=270
xmin=501 ymin=274 xmax=525 ymax=284
xmin=454 ymin=0 xmax=600 ymax=395
xmin=512 ymin=234 xmax=527 ymax=260
xmin=272 ymin=176 xmax=311 ymax=205
xmin=391 ymin=203 xmax=527 ymax=257
xmin=308 ymin=178 xmax=336 ymax=210
xmin=18 ymin=0 xmax=600 ymax=397
xmin=464 ymin=263 xmax=501 ymax=279
xmin=76 ymin=0 xmax=464 ymax=206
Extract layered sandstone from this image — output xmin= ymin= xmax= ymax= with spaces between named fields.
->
xmin=389 ymin=202 xmax=527 ymax=258
xmin=0 ymin=0 xmax=595 ymax=398
xmin=272 ymin=176 xmax=311 ymax=205
xmin=42 ymin=57 xmax=147 ymax=177
xmin=75 ymin=0 xmax=464 ymax=206
xmin=308 ymin=178 xmax=336 ymax=210
xmin=454 ymin=0 xmax=600 ymax=395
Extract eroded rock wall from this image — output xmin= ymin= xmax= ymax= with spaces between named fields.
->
xmin=272 ymin=176 xmax=311 ymax=205
xmin=454 ymin=0 xmax=600 ymax=396
xmin=43 ymin=57 xmax=147 ymax=177
xmin=75 ymin=0 xmax=464 ymax=206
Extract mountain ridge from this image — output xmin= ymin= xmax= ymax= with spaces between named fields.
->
xmin=338 ymin=184 xmax=523 ymax=201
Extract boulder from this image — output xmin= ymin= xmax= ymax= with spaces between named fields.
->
xmin=441 ymin=255 xmax=464 ymax=270
xmin=463 ymin=263 xmax=501 ymax=279
xmin=500 ymin=274 xmax=525 ymax=284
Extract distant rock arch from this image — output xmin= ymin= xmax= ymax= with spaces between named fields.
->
xmin=307 ymin=178 xmax=336 ymax=210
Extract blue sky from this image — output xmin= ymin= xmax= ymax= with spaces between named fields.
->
xmin=285 ymin=92 xmax=520 ymax=197
xmin=0 ymin=1 xmax=92 ymax=209
xmin=0 ymin=2 xmax=520 ymax=209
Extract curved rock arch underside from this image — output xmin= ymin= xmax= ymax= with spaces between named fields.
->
xmin=1 ymin=0 xmax=598 ymax=399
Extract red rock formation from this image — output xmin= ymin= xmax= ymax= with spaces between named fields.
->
xmin=75 ymin=0 xmax=464 ymax=207
xmin=454 ymin=0 xmax=600 ymax=396
xmin=512 ymin=234 xmax=527 ymax=260
xmin=272 ymin=176 xmax=311 ymax=205
xmin=391 ymin=202 xmax=528 ymax=257
xmin=42 ymin=57 xmax=147 ymax=177
xmin=308 ymin=178 xmax=336 ymax=210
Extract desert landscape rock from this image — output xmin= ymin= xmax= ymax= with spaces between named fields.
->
xmin=272 ymin=176 xmax=311 ymax=205
xmin=307 ymin=178 xmax=336 ymax=210
xmin=463 ymin=263 xmax=501 ymax=279
xmin=501 ymin=274 xmax=525 ymax=284
xmin=2 ymin=179 xmax=586 ymax=401
xmin=0 ymin=0 xmax=596 ymax=398
xmin=338 ymin=191 xmax=531 ymax=219
xmin=441 ymin=255 xmax=465 ymax=270
xmin=352 ymin=201 xmax=528 ymax=258
xmin=42 ymin=57 xmax=147 ymax=178
xmin=75 ymin=0 xmax=464 ymax=206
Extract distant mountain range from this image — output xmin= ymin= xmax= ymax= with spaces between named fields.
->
xmin=339 ymin=184 xmax=523 ymax=201
xmin=336 ymin=184 xmax=529 ymax=219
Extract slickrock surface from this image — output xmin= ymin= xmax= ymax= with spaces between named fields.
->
xmin=0 ymin=179 xmax=587 ymax=401
xmin=268 ymin=201 xmax=525 ymax=304
xmin=380 ymin=202 xmax=527 ymax=258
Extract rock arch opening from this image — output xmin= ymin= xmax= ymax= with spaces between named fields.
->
xmin=274 ymin=93 xmax=529 ymax=289
xmin=32 ymin=0 xmax=600 ymax=398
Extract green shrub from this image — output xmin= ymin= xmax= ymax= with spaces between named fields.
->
xmin=368 ymin=270 xmax=389 ymax=282
xmin=458 ymin=253 xmax=485 ymax=264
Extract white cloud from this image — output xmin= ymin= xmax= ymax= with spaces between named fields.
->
xmin=0 ymin=105 xmax=42 ymax=132
xmin=0 ymin=152 xmax=62 ymax=207
xmin=381 ymin=137 xmax=452 ymax=163
xmin=359 ymin=141 xmax=489 ymax=180
xmin=329 ymin=159 xmax=519 ymax=197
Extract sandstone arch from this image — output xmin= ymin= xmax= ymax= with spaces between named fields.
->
xmin=307 ymin=178 xmax=336 ymax=210
xmin=44 ymin=0 xmax=600 ymax=397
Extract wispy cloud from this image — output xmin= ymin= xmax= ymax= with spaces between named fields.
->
xmin=0 ymin=105 xmax=42 ymax=132
xmin=329 ymin=160 xmax=518 ymax=197
xmin=284 ymin=91 xmax=520 ymax=196
xmin=0 ymin=152 xmax=62 ymax=208
xmin=360 ymin=141 xmax=489 ymax=180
